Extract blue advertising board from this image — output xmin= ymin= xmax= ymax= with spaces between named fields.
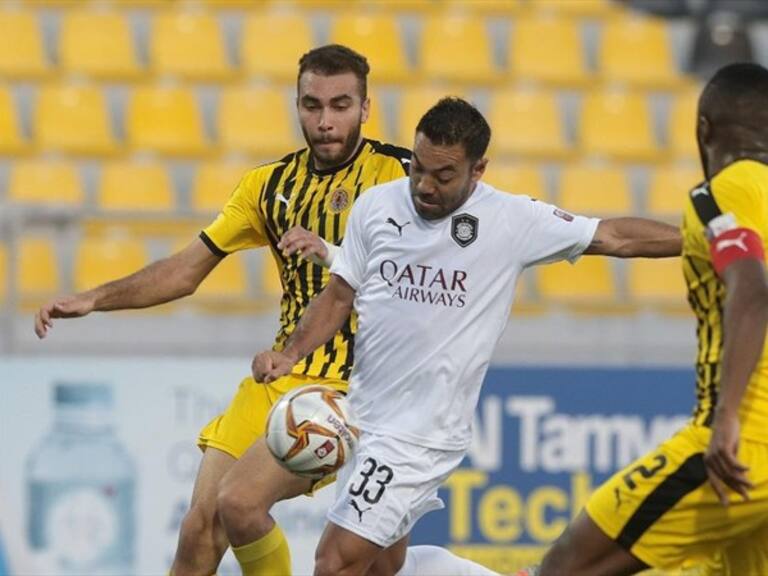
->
xmin=410 ymin=367 xmax=694 ymax=573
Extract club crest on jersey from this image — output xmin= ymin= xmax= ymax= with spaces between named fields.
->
xmin=328 ymin=187 xmax=351 ymax=214
xmin=451 ymin=214 xmax=478 ymax=247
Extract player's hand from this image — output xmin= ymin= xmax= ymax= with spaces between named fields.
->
xmin=252 ymin=350 xmax=297 ymax=384
xmin=704 ymin=408 xmax=753 ymax=506
xmin=277 ymin=226 xmax=328 ymax=263
xmin=34 ymin=294 xmax=95 ymax=339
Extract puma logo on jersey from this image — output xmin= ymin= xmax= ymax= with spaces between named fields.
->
xmin=716 ymin=231 xmax=748 ymax=253
xmin=691 ymin=186 xmax=709 ymax=197
xmin=386 ymin=217 xmax=411 ymax=237
xmin=349 ymin=499 xmax=372 ymax=522
xmin=276 ymin=193 xmax=291 ymax=206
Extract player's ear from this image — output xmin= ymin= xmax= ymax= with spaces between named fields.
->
xmin=361 ymin=95 xmax=370 ymax=124
xmin=471 ymin=157 xmax=488 ymax=183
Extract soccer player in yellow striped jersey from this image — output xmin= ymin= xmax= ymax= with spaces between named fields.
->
xmin=536 ymin=63 xmax=768 ymax=576
xmin=34 ymin=45 xmax=410 ymax=576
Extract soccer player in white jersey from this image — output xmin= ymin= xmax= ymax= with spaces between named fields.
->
xmin=252 ymin=98 xmax=682 ymax=576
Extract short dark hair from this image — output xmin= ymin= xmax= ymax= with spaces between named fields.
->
xmin=415 ymin=97 xmax=491 ymax=162
xmin=298 ymin=44 xmax=370 ymax=99
xmin=700 ymin=62 xmax=768 ymax=122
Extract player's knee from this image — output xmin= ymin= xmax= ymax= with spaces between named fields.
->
xmin=179 ymin=502 xmax=215 ymax=544
xmin=216 ymin=480 xmax=271 ymax=537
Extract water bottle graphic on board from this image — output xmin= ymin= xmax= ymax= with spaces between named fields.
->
xmin=27 ymin=383 xmax=136 ymax=575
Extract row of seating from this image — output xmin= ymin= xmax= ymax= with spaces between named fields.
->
xmin=0 ymin=84 xmax=701 ymax=159
xmin=1 ymin=9 xmax=686 ymax=87
xmin=1 ymin=159 xmax=700 ymax=218
xmin=0 ymin=233 xmax=687 ymax=311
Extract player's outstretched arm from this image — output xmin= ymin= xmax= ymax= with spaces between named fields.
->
xmin=584 ymin=218 xmax=681 ymax=258
xmin=34 ymin=237 xmax=221 ymax=339
xmin=278 ymin=225 xmax=339 ymax=268
xmin=706 ymin=257 xmax=768 ymax=505
xmin=252 ymin=274 xmax=355 ymax=383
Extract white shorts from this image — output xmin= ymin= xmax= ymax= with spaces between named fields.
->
xmin=328 ymin=432 xmax=466 ymax=548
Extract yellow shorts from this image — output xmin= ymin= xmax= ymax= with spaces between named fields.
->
xmin=198 ymin=373 xmax=347 ymax=493
xmin=585 ymin=424 xmax=768 ymax=572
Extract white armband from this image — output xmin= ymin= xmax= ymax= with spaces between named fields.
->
xmin=309 ymin=238 xmax=340 ymax=268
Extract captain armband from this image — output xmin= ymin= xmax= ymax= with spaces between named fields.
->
xmin=709 ymin=227 xmax=765 ymax=276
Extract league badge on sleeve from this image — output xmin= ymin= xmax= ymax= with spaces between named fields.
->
xmin=451 ymin=214 xmax=478 ymax=247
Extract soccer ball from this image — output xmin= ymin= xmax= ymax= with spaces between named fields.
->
xmin=265 ymin=385 xmax=359 ymax=479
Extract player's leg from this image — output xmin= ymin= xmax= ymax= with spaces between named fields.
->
xmin=314 ymin=520 xmax=384 ymax=576
xmin=171 ymin=447 xmax=236 ymax=576
xmin=216 ymin=435 xmax=313 ymax=575
xmin=395 ymin=545 xmax=502 ymax=576
xmin=539 ymin=510 xmax=648 ymax=576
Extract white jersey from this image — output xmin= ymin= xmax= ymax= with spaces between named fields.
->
xmin=331 ymin=177 xmax=599 ymax=450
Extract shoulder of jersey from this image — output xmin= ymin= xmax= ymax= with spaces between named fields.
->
xmin=366 ymin=139 xmax=412 ymax=170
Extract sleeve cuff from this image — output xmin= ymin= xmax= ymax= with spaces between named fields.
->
xmin=199 ymin=231 xmax=228 ymax=258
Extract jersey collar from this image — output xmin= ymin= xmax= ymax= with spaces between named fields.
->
xmin=308 ymin=139 xmax=369 ymax=177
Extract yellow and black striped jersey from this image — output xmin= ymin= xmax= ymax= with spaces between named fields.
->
xmin=681 ymin=159 xmax=768 ymax=442
xmin=201 ymin=139 xmax=410 ymax=380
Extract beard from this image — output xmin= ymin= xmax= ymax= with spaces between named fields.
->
xmin=302 ymin=121 xmax=363 ymax=170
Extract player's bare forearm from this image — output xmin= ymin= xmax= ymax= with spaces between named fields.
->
xmin=585 ymin=218 xmax=681 ymax=258
xmin=717 ymin=259 xmax=768 ymax=415
xmin=282 ymin=274 xmax=355 ymax=363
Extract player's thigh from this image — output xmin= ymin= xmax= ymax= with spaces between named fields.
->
xmin=367 ymin=535 xmax=409 ymax=576
xmin=189 ymin=446 xmax=237 ymax=510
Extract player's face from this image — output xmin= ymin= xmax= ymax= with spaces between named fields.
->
xmin=409 ymin=132 xmax=487 ymax=220
xmin=297 ymin=71 xmax=370 ymax=170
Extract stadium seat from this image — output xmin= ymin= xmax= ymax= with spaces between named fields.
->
xmin=127 ymin=86 xmax=210 ymax=156
xmin=579 ymin=90 xmax=660 ymax=161
xmin=261 ymin=255 xmax=283 ymax=299
xmin=192 ymin=161 xmax=254 ymax=213
xmin=599 ymin=15 xmax=682 ymax=88
xmin=151 ymin=12 xmax=232 ymax=81
xmin=489 ymin=88 xmax=570 ymax=159
xmin=509 ymin=15 xmax=589 ymax=86
xmin=397 ymin=86 xmax=464 ymax=147
xmin=329 ymin=13 xmax=410 ymax=84
xmin=241 ymin=12 xmax=314 ymax=82
xmin=528 ymin=0 xmax=616 ymax=16
xmin=18 ymin=236 xmax=59 ymax=298
xmin=647 ymin=163 xmax=703 ymax=219
xmin=537 ymin=258 xmax=617 ymax=304
xmin=668 ymin=88 xmax=700 ymax=160
xmin=0 ymin=87 xmax=28 ymax=155
xmin=192 ymin=251 xmax=249 ymax=300
xmin=0 ymin=11 xmax=48 ymax=78
xmin=444 ymin=0 xmax=522 ymax=13
xmin=627 ymin=258 xmax=687 ymax=306
xmin=74 ymin=236 xmax=148 ymax=292
xmin=558 ymin=164 xmax=632 ymax=216
xmin=363 ymin=89 xmax=386 ymax=142
xmin=218 ymin=86 xmax=299 ymax=157
xmin=98 ymin=162 xmax=174 ymax=212
xmin=420 ymin=14 xmax=499 ymax=84
xmin=482 ymin=163 xmax=547 ymax=200
xmin=59 ymin=11 xmax=142 ymax=80
xmin=35 ymin=84 xmax=117 ymax=156
xmin=9 ymin=161 xmax=83 ymax=206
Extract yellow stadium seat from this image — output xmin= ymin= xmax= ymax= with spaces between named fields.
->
xmin=558 ymin=165 xmax=632 ymax=216
xmin=98 ymin=162 xmax=173 ymax=212
xmin=579 ymin=90 xmax=659 ymax=161
xmin=599 ymin=15 xmax=682 ymax=88
xmin=74 ymin=236 xmax=148 ymax=292
xmin=509 ymin=15 xmax=589 ymax=86
xmin=627 ymin=258 xmax=687 ymax=305
xmin=127 ymin=86 xmax=209 ymax=156
xmin=647 ymin=163 xmax=703 ymax=219
xmin=218 ymin=86 xmax=299 ymax=157
xmin=537 ymin=258 xmax=616 ymax=304
xmin=194 ymin=252 xmax=248 ymax=299
xmin=363 ymin=89 xmax=386 ymax=142
xmin=397 ymin=86 xmax=464 ymax=147
xmin=489 ymin=88 xmax=570 ymax=159
xmin=241 ymin=12 xmax=313 ymax=82
xmin=193 ymin=161 xmax=253 ymax=213
xmin=18 ymin=236 xmax=59 ymax=298
xmin=0 ymin=87 xmax=28 ymax=154
xmin=420 ymin=14 xmax=499 ymax=84
xmin=261 ymin=254 xmax=283 ymax=299
xmin=9 ymin=161 xmax=83 ymax=206
xmin=36 ymin=84 xmax=117 ymax=156
xmin=482 ymin=163 xmax=547 ymax=199
xmin=444 ymin=0 xmax=522 ymax=13
xmin=151 ymin=12 xmax=232 ymax=81
xmin=528 ymin=0 xmax=616 ymax=16
xmin=0 ymin=11 xmax=48 ymax=78
xmin=330 ymin=13 xmax=410 ymax=84
xmin=60 ymin=11 xmax=142 ymax=80
xmin=669 ymin=88 xmax=700 ymax=160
